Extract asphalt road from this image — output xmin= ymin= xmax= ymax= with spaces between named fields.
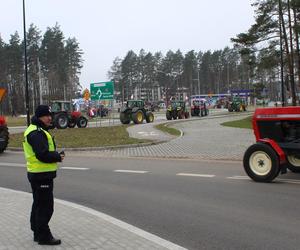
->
xmin=1 ymin=152 xmax=300 ymax=250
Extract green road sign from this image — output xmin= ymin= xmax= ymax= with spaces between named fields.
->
xmin=90 ymin=81 xmax=114 ymax=100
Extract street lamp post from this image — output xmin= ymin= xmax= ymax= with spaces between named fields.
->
xmin=23 ymin=0 xmax=30 ymax=126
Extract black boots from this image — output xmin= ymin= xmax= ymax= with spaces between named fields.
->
xmin=38 ymin=237 xmax=61 ymax=245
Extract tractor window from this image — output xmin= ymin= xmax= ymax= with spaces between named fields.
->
xmin=51 ymin=103 xmax=61 ymax=112
xmin=127 ymin=102 xmax=135 ymax=108
xmin=63 ymin=103 xmax=71 ymax=111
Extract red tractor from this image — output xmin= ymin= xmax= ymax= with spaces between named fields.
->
xmin=243 ymin=107 xmax=300 ymax=182
xmin=0 ymin=88 xmax=9 ymax=153
xmin=50 ymin=101 xmax=88 ymax=129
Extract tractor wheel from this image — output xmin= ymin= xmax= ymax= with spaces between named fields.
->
xmin=172 ymin=112 xmax=178 ymax=120
xmin=120 ymin=112 xmax=130 ymax=124
xmin=132 ymin=110 xmax=144 ymax=124
xmin=243 ymin=143 xmax=280 ymax=182
xmin=68 ymin=119 xmax=76 ymax=128
xmin=185 ymin=112 xmax=189 ymax=119
xmin=77 ymin=117 xmax=88 ymax=128
xmin=145 ymin=111 xmax=154 ymax=123
xmin=178 ymin=111 xmax=184 ymax=119
xmin=0 ymin=126 xmax=9 ymax=153
xmin=200 ymin=110 xmax=204 ymax=117
xmin=166 ymin=111 xmax=172 ymax=120
xmin=54 ymin=113 xmax=68 ymax=129
xmin=286 ymin=154 xmax=300 ymax=173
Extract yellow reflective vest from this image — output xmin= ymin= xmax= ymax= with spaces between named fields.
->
xmin=23 ymin=124 xmax=58 ymax=173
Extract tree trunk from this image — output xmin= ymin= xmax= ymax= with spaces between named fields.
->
xmin=279 ymin=0 xmax=295 ymax=105
xmin=287 ymin=0 xmax=297 ymax=105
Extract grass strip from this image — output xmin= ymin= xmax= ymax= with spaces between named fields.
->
xmin=8 ymin=125 xmax=150 ymax=148
xmin=221 ymin=116 xmax=252 ymax=129
xmin=155 ymin=123 xmax=181 ymax=136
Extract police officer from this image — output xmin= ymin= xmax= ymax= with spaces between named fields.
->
xmin=23 ymin=105 xmax=64 ymax=245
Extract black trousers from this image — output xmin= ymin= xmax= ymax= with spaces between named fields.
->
xmin=29 ymin=179 xmax=54 ymax=240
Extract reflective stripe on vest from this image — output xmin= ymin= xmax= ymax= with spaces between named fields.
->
xmin=23 ymin=124 xmax=58 ymax=173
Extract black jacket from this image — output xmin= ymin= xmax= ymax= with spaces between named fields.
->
xmin=27 ymin=116 xmax=62 ymax=182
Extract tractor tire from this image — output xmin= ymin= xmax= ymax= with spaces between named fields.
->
xmin=132 ymin=110 xmax=144 ymax=124
xmin=172 ymin=112 xmax=178 ymax=120
xmin=68 ymin=119 xmax=76 ymax=128
xmin=286 ymin=154 xmax=300 ymax=173
xmin=145 ymin=111 xmax=154 ymax=123
xmin=200 ymin=110 xmax=204 ymax=117
xmin=243 ymin=143 xmax=280 ymax=182
xmin=54 ymin=113 xmax=68 ymax=129
xmin=0 ymin=126 xmax=9 ymax=153
xmin=178 ymin=111 xmax=184 ymax=119
xmin=166 ymin=111 xmax=172 ymax=120
xmin=120 ymin=112 xmax=130 ymax=124
xmin=77 ymin=117 xmax=88 ymax=128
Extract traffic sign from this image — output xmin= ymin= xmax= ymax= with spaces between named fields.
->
xmin=90 ymin=81 xmax=114 ymax=100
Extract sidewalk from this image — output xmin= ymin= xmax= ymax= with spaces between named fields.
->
xmin=0 ymin=187 xmax=186 ymax=250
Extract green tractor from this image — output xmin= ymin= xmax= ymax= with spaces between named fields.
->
xmin=120 ymin=100 xmax=154 ymax=124
xmin=166 ymin=100 xmax=190 ymax=120
xmin=228 ymin=97 xmax=247 ymax=112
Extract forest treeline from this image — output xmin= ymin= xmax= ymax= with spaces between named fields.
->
xmin=108 ymin=0 xmax=300 ymax=105
xmin=0 ymin=23 xmax=83 ymax=114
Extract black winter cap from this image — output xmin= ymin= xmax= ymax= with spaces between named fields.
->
xmin=35 ymin=105 xmax=51 ymax=118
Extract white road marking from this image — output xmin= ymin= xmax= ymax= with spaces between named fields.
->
xmin=176 ymin=173 xmax=215 ymax=178
xmin=137 ymin=131 xmax=159 ymax=136
xmin=114 ymin=170 xmax=148 ymax=174
xmin=0 ymin=162 xmax=89 ymax=170
xmin=60 ymin=167 xmax=89 ymax=170
xmin=0 ymin=162 xmax=24 ymax=167
xmin=227 ymin=176 xmax=249 ymax=180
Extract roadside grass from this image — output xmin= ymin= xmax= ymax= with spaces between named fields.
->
xmin=5 ymin=116 xmax=27 ymax=127
xmin=155 ymin=123 xmax=181 ymax=136
xmin=221 ymin=116 xmax=252 ymax=129
xmin=8 ymin=125 xmax=150 ymax=148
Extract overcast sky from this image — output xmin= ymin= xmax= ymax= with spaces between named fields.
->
xmin=1 ymin=0 xmax=255 ymax=89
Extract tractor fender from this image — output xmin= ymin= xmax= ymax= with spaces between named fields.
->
xmin=132 ymin=107 xmax=139 ymax=113
xmin=71 ymin=111 xmax=82 ymax=119
xmin=258 ymin=139 xmax=286 ymax=164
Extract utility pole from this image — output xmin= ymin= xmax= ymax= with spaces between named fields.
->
xmin=37 ymin=58 xmax=43 ymax=104
xmin=23 ymin=0 xmax=30 ymax=126
xmin=197 ymin=69 xmax=201 ymax=96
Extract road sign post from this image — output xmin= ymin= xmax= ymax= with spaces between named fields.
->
xmin=90 ymin=81 xmax=114 ymax=100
